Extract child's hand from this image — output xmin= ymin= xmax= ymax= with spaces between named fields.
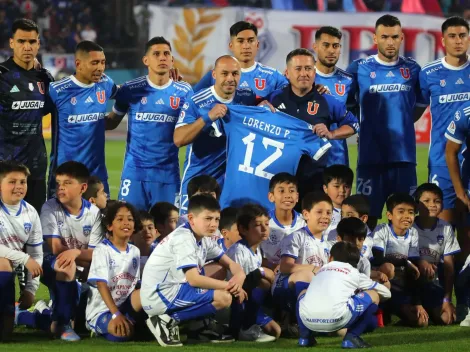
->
xmin=441 ymin=301 xmax=456 ymax=324
xmin=414 ymin=305 xmax=429 ymax=323
xmin=407 ymin=261 xmax=420 ymax=280
xmin=56 ymin=249 xmax=80 ymax=269
xmin=420 ymin=261 xmax=437 ymax=281
xmin=377 ymin=272 xmax=389 ymax=283
xmin=25 ymin=257 xmax=42 ymax=278
xmin=109 ymin=313 xmax=133 ymax=337
xmin=18 ymin=291 xmax=35 ymax=310
xmin=226 ymin=280 xmax=242 ymax=296
xmin=235 ymin=289 xmax=248 ymax=304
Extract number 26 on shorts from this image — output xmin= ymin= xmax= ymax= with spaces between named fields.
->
xmin=357 ymin=178 xmax=372 ymax=196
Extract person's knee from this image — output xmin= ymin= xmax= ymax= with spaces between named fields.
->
xmin=0 ymin=258 xmax=13 ymax=272
xmin=263 ymin=320 xmax=281 ymax=339
xmin=365 ymin=290 xmax=380 ymax=305
xmin=213 ymin=290 xmax=232 ymax=310
xmin=379 ymin=263 xmax=395 ymax=280
xmin=288 ymin=270 xmax=313 ymax=287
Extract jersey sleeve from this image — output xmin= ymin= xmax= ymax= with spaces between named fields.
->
xmin=40 ymin=202 xmax=60 ymax=240
xmin=280 ymin=232 xmax=301 ymax=259
xmin=112 ymin=84 xmax=131 ymax=116
xmin=48 ymin=83 xmax=59 ymax=105
xmin=418 ymin=68 xmax=431 ymax=104
xmin=88 ymin=213 xmax=105 ymax=249
xmin=172 ymin=232 xmax=198 ymax=270
xmin=302 ymin=132 xmax=332 ymax=162
xmin=372 ymin=226 xmax=386 ymax=252
xmin=325 ymin=95 xmax=359 ymax=132
xmin=0 ymin=244 xmax=29 ymax=266
xmin=274 ymin=70 xmax=288 ymax=91
xmin=176 ymin=98 xmax=200 ymax=128
xmin=105 ymin=75 xmax=118 ymax=100
xmin=408 ymin=231 xmax=420 ymax=259
xmin=87 ymin=245 xmax=109 ymax=284
xmin=25 ymin=242 xmax=43 ymax=294
xmin=206 ymin=238 xmax=224 ymax=261
xmin=25 ymin=209 xmax=43 ymax=248
xmin=445 ymin=108 xmax=468 ymax=144
xmin=413 ymin=62 xmax=428 ymax=107
xmin=444 ymin=224 xmax=461 ymax=256
xmin=357 ymin=272 xmax=378 ymax=291
xmin=227 ymin=245 xmax=258 ymax=274
xmin=193 ymin=70 xmax=214 ymax=93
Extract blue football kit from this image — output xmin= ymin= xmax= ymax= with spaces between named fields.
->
xmin=113 ymin=76 xmax=193 ymax=210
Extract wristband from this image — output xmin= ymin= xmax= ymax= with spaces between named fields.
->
xmin=201 ymin=113 xmax=212 ymax=125
xmin=443 ymin=298 xmax=451 ymax=303
xmin=112 ymin=311 xmax=122 ymax=320
xmin=259 ymin=267 xmax=265 ymax=278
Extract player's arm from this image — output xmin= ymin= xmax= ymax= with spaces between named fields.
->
xmin=413 ymin=106 xmax=427 ymax=123
xmin=357 ymin=274 xmax=391 ymax=301
xmin=218 ymin=252 xmax=247 ymax=288
xmin=106 ymin=110 xmax=126 ymax=130
xmin=414 ymin=67 xmax=430 ymax=122
xmin=184 ymin=266 xmax=229 ymax=290
xmin=313 ymin=96 xmax=358 ymax=140
xmin=106 ymin=85 xmax=130 ymax=130
xmin=442 ymin=255 xmax=455 ymax=303
xmin=279 ymin=255 xmax=319 ymax=274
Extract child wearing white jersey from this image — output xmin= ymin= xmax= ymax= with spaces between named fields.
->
xmin=413 ymin=183 xmax=460 ymax=325
xmin=133 ymin=211 xmax=158 ymax=275
xmin=86 ymin=201 xmax=142 ymax=342
xmin=226 ymin=204 xmax=279 ymax=342
xmin=261 ymin=173 xmax=305 ymax=269
xmin=141 ymin=194 xmax=246 ymax=347
xmin=219 ymin=207 xmax=240 ymax=251
xmin=297 ymin=242 xmax=391 ymax=348
xmin=41 ymin=161 xmax=105 ymax=341
xmin=0 ymin=161 xmax=43 ymax=341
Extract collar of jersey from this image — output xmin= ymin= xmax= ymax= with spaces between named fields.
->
xmin=0 ymin=199 xmax=25 ymax=216
xmin=241 ymin=62 xmax=258 ymax=73
xmin=70 ymin=74 xmax=95 ymax=88
xmin=238 ymin=239 xmax=260 ymax=255
xmin=103 ymin=238 xmax=130 ymax=254
xmin=304 ymin=226 xmax=324 ymax=242
xmin=388 ymin=224 xmax=409 ymax=239
xmin=441 ymin=56 xmax=470 ymax=71
xmin=315 ymin=68 xmax=337 ymax=78
xmin=373 ymin=54 xmax=399 ymax=66
xmin=269 ymin=209 xmax=299 ymax=229
xmin=146 ymin=76 xmax=173 ymax=89
xmin=56 ymin=198 xmax=88 ymax=218
xmin=211 ymin=86 xmax=234 ymax=104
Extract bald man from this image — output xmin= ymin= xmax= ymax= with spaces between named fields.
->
xmin=174 ymin=55 xmax=270 ymax=214
xmin=47 ymin=40 xmax=118 ymax=198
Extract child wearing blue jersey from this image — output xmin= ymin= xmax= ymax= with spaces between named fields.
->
xmin=226 ymin=204 xmax=279 ymax=342
xmin=83 ymin=176 xmax=108 ymax=210
xmin=86 ymin=201 xmax=143 ymax=342
xmin=149 ymin=202 xmax=178 ymax=242
xmin=219 ymin=207 xmax=240 ymax=251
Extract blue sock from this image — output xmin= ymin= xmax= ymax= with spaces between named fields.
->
xmin=0 ymin=272 xmax=15 ymax=316
xmin=455 ymin=261 xmax=470 ymax=306
xmin=230 ymin=300 xmax=244 ymax=336
xmin=296 ymin=294 xmax=311 ymax=339
xmin=241 ymin=289 xmax=266 ymax=330
xmin=170 ymin=302 xmax=217 ymax=323
xmin=347 ymin=303 xmax=378 ymax=338
xmin=52 ymin=281 xmax=77 ymax=326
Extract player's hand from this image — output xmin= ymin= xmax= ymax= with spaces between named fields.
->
xmin=110 ymin=313 xmax=133 ymax=337
xmin=56 ymin=249 xmax=80 ymax=269
xmin=441 ymin=301 xmax=456 ymax=324
xmin=315 ymin=84 xmax=330 ymax=95
xmin=25 ymin=257 xmax=43 ymax=278
xmin=208 ymin=104 xmax=228 ymax=121
xmin=415 ymin=305 xmax=429 ymax=323
xmin=236 ymin=289 xmax=248 ymax=304
xmin=420 ymin=261 xmax=437 ymax=281
xmin=377 ymin=272 xmax=389 ymax=284
xmin=312 ymin=123 xmax=333 ymax=139
xmin=169 ymin=68 xmax=183 ymax=82
xmin=407 ymin=261 xmax=420 ymax=280
xmin=18 ymin=290 xmax=35 ymax=310
xmin=226 ymin=281 xmax=241 ymax=295
xmin=257 ymin=100 xmax=275 ymax=112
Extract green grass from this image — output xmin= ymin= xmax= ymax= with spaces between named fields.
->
xmin=10 ymin=142 xmax=450 ymax=351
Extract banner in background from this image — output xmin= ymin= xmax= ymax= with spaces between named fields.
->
xmin=42 ymin=53 xmax=75 ymax=77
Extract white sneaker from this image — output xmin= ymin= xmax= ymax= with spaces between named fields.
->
xmin=239 ymin=325 xmax=276 ymax=342
xmin=457 ymin=305 xmax=469 ymax=324
xmin=460 ymin=312 xmax=470 ymax=327
xmin=33 ymin=300 xmax=49 ymax=314
xmin=146 ymin=314 xmax=182 ymax=347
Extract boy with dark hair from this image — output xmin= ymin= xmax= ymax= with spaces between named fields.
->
xmin=133 ymin=211 xmax=159 ymax=274
xmin=179 ymin=174 xmax=222 ymax=216
xmin=141 ymin=194 xmax=246 ymax=346
xmin=83 ymin=176 xmax=107 ymax=210
xmin=219 ymin=207 xmax=240 ymax=250
xmin=149 ymin=202 xmax=178 ymax=241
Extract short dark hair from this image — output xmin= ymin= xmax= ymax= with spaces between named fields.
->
xmin=414 ymin=183 xmax=443 ymax=203
xmin=315 ymin=26 xmax=342 ymax=41
xmin=286 ymin=48 xmax=315 ymax=65
xmin=442 ymin=16 xmax=469 ymax=34
xmin=230 ymin=21 xmax=258 ymax=37
xmin=323 ymin=165 xmax=354 ymax=187
xmin=149 ymin=202 xmax=178 ymax=225
xmin=55 ymin=161 xmax=90 ymax=184
xmin=336 ymin=217 xmax=368 ymax=241
xmin=145 ymin=36 xmax=172 ymax=55
xmin=83 ymin=176 xmax=103 ymax=200
xmin=342 ymin=195 xmax=370 ymax=217
xmin=269 ymin=172 xmax=298 ymax=193
xmin=188 ymin=194 xmax=220 ymax=215
xmin=302 ymin=191 xmax=333 ymax=211
xmin=187 ymin=175 xmax=221 ymax=199
xmin=139 ymin=210 xmax=155 ymax=223
xmin=386 ymin=193 xmax=417 ymax=213
xmin=330 ymin=241 xmax=360 ymax=268
xmin=103 ymin=201 xmax=141 ymax=235
xmin=75 ymin=40 xmax=103 ymax=55
xmin=219 ymin=207 xmax=239 ymax=231
xmin=375 ymin=14 xmax=401 ymax=29
xmin=237 ymin=203 xmax=269 ymax=233
xmin=0 ymin=160 xmax=30 ymax=180
xmin=11 ymin=19 xmax=39 ymax=37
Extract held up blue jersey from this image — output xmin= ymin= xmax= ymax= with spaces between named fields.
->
xmin=420 ymin=57 xmax=470 ymax=167
xmin=112 ymin=77 xmax=192 ymax=183
xmin=347 ymin=55 xmax=426 ymax=166
xmin=49 ymin=75 xmax=117 ymax=180
xmin=212 ymin=105 xmax=332 ymax=210
xmin=176 ymin=86 xmax=257 ymax=190
xmin=193 ymin=62 xmax=287 ymax=98
xmin=314 ymin=68 xmax=356 ymax=166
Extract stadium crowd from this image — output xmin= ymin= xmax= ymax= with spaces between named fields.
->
xmin=0 ymin=7 xmax=470 ymax=350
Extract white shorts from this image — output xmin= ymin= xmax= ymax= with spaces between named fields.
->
xmin=298 ymin=295 xmax=352 ymax=332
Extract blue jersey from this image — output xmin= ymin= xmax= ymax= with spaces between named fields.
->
xmin=315 ymin=68 xmax=356 ymax=166
xmin=347 ymin=55 xmax=426 ymax=166
xmin=193 ymin=62 xmax=287 ymax=98
xmin=113 ymin=77 xmax=192 ymax=183
xmin=212 ymin=105 xmax=331 ymax=210
xmin=176 ymin=86 xmax=257 ymax=191
xmin=49 ymin=74 xmax=117 ymax=181
xmin=420 ymin=57 xmax=470 ymax=167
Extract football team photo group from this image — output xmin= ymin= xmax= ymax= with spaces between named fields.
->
xmin=1 ymin=9 xmax=470 ymax=350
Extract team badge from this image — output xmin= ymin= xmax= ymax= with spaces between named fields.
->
xmin=357 ymin=292 xmax=365 ymax=298
xmin=307 ymin=102 xmax=319 ymax=115
xmin=141 ymin=96 xmax=147 ymax=104
xmin=83 ymin=225 xmax=92 ymax=237
xmin=335 ymin=83 xmax=346 ymax=96
xmin=440 ymin=79 xmax=446 ymax=87
xmin=370 ymin=72 xmax=376 ymax=79
xmin=254 ymin=78 xmax=266 ymax=91
xmin=448 ymin=121 xmax=456 ymax=134
xmin=96 ymin=90 xmax=106 ymax=104
xmin=37 ymin=82 xmax=45 ymax=94
xmin=437 ymin=234 xmax=444 ymax=246
xmin=455 ymin=110 xmax=461 ymax=121
xmin=132 ymin=257 xmax=138 ymax=270
xmin=170 ymin=96 xmax=180 ymax=109
xmin=28 ymin=83 xmax=34 ymax=91
xmin=400 ymin=68 xmax=410 ymax=79
xmin=24 ymin=222 xmax=32 ymax=233
xmin=71 ymin=97 xmax=77 ymax=105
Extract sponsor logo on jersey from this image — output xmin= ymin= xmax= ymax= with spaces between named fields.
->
xmin=425 ymin=66 xmax=440 ymax=75
xmin=240 ymin=81 xmax=249 ymax=88
xmin=96 ymin=90 xmax=106 ymax=104
xmin=307 ymin=102 xmax=319 ymax=115
xmin=83 ymin=225 xmax=92 ymax=236
xmin=11 ymin=100 xmax=45 ymax=110
xmin=439 ymin=92 xmax=470 ymax=103
xmin=370 ymin=72 xmax=376 ymax=78
xmin=369 ymin=84 xmax=411 ymax=93
xmin=55 ymin=83 xmax=72 ymax=93
xmin=67 ymin=113 xmax=105 ymax=124
xmin=456 ymin=78 xmax=465 ymax=85
xmin=400 ymin=68 xmax=410 ymax=79
xmin=141 ymin=96 xmax=147 ymax=104
xmin=198 ymin=98 xmax=215 ymax=108
xmin=85 ymin=96 xmax=94 ymax=103
xmin=440 ymin=79 xmax=446 ymax=87
xmin=277 ymin=103 xmax=286 ymax=109
xmin=10 ymin=85 xmax=19 ymax=93
xmin=455 ymin=110 xmax=461 ymax=121
xmin=254 ymin=78 xmax=266 ymax=90
xmin=24 ymin=222 xmax=32 ymax=233
xmin=334 ymin=83 xmax=346 ymax=96
xmin=71 ymin=97 xmax=77 ymax=105
xmin=170 ymin=96 xmax=180 ymax=109
xmin=155 ymin=98 xmax=164 ymax=105
xmin=386 ymin=71 xmax=395 ymax=78
xmin=28 ymin=83 xmax=34 ymax=91
xmin=135 ymin=113 xmax=177 ymax=123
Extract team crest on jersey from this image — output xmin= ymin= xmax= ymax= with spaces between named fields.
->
xmin=170 ymin=96 xmax=180 ymax=109
xmin=24 ymin=222 xmax=32 ymax=233
xmin=448 ymin=121 xmax=456 ymax=134
xmin=335 ymin=83 xmax=346 ymax=96
xmin=57 ymin=220 xmax=64 ymax=229
xmin=83 ymin=225 xmax=92 ymax=237
xmin=455 ymin=111 xmax=461 ymax=121
xmin=132 ymin=257 xmax=138 ymax=269
xmin=141 ymin=96 xmax=147 ymax=104
xmin=370 ymin=72 xmax=376 ymax=79
xmin=254 ymin=78 xmax=266 ymax=90
xmin=37 ymin=82 xmax=45 ymax=94
xmin=440 ymin=80 xmax=446 ymax=87
xmin=96 ymin=90 xmax=106 ymax=104
xmin=109 ymin=258 xmax=116 ymax=269
xmin=324 ymin=248 xmax=330 ymax=257
xmin=71 ymin=97 xmax=77 ymax=105
xmin=400 ymin=68 xmax=410 ymax=80
xmin=437 ymin=234 xmax=444 ymax=246
xmin=307 ymin=102 xmax=319 ymax=115
xmin=28 ymin=83 xmax=34 ymax=91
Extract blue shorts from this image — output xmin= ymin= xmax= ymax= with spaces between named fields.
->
xmin=118 ymin=177 xmax=179 ymax=211
xmin=163 ymin=283 xmax=214 ymax=321
xmin=256 ymin=311 xmax=273 ymax=327
xmin=356 ymin=163 xmax=417 ymax=218
xmin=420 ymin=282 xmax=444 ymax=309
xmin=91 ymin=297 xmax=135 ymax=342
xmin=428 ymin=166 xmax=456 ymax=210
xmin=345 ymin=291 xmax=375 ymax=328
